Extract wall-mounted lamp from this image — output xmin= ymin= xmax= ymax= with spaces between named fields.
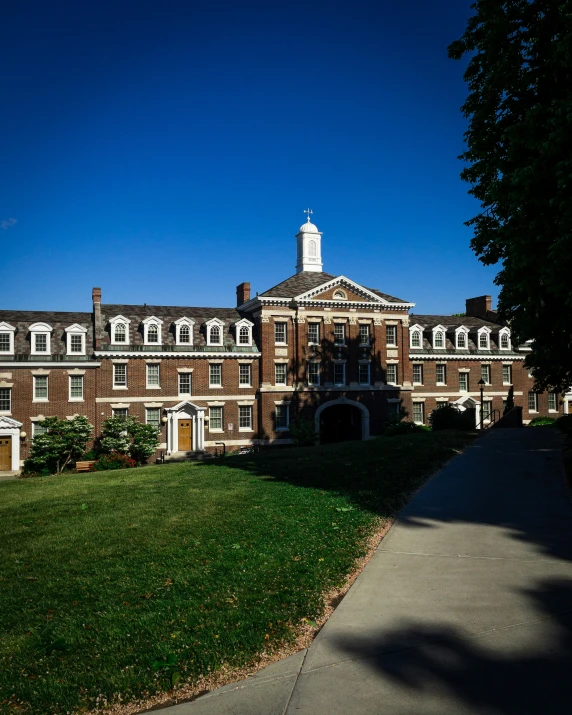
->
xmin=20 ymin=431 xmax=27 ymax=440
xmin=161 ymin=416 xmax=168 ymax=424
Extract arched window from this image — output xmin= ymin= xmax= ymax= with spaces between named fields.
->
xmin=500 ymin=332 xmax=509 ymax=349
xmin=115 ymin=323 xmax=126 ymax=343
xmin=457 ymin=332 xmax=467 ymax=349
xmin=333 ymin=289 xmax=347 ymax=300
xmin=434 ymin=331 xmax=444 ymax=348
xmin=179 ymin=325 xmax=190 ymax=343
xmin=239 ymin=326 xmax=250 ymax=344
xmin=309 ymin=240 xmax=317 ymax=257
xmin=411 ymin=331 xmax=421 ymax=348
xmin=479 ymin=332 xmax=489 ymax=349
xmin=147 ymin=324 xmax=159 ymax=343
xmin=210 ymin=326 xmax=221 ymax=345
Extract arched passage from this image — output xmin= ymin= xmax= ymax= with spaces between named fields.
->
xmin=315 ymin=398 xmax=370 ymax=444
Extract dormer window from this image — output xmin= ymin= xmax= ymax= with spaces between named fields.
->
xmin=409 ymin=325 xmax=424 ymax=349
xmin=235 ymin=318 xmax=254 ymax=347
xmin=142 ymin=317 xmax=163 ymax=346
xmin=455 ymin=327 xmax=469 ymax=350
xmin=65 ymin=324 xmax=87 ymax=356
xmin=174 ymin=317 xmax=195 ymax=346
xmin=115 ymin=323 xmax=127 ymax=343
xmin=205 ymin=318 xmax=225 ymax=347
xmin=109 ymin=315 xmax=131 ymax=345
xmin=478 ymin=327 xmax=491 ymax=350
xmin=0 ymin=322 xmax=16 ymax=355
xmin=30 ymin=323 xmax=53 ymax=355
xmin=499 ymin=328 xmax=511 ymax=350
xmin=432 ymin=325 xmax=447 ymax=350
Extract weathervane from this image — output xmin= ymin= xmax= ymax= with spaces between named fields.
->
xmin=303 ymin=208 xmax=313 ymax=223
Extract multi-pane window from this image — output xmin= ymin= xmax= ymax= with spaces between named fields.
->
xmin=275 ymin=404 xmax=289 ymax=430
xmin=358 ymin=323 xmax=370 ymax=346
xmin=482 ymin=400 xmax=492 ymax=421
xmin=385 ymin=325 xmax=396 ymax=346
xmin=33 ymin=421 xmax=47 ymax=438
xmin=386 ymin=364 xmax=398 ymax=384
xmin=434 ymin=331 xmax=444 ymax=348
xmin=147 ymin=324 xmax=159 ymax=343
xmin=479 ymin=332 xmax=489 ymax=349
xmin=389 ymin=401 xmax=401 ymax=419
xmin=358 ymin=363 xmax=370 ymax=385
xmin=457 ymin=332 xmax=467 ymax=349
xmin=146 ymin=407 xmax=161 ymax=431
xmin=308 ymin=323 xmax=320 ymax=344
xmin=146 ymin=364 xmax=160 ymax=387
xmin=275 ymin=363 xmax=287 ymax=385
xmin=308 ymin=362 xmax=320 ymax=386
xmin=209 ymin=363 xmax=222 ymax=387
xmin=113 ymin=364 xmax=127 ymax=387
xmin=436 ymin=364 xmax=446 ymax=385
xmin=481 ymin=364 xmax=491 ymax=384
xmin=412 ymin=364 xmax=423 ymax=384
xmin=112 ymin=408 xmax=128 ymax=419
xmin=34 ymin=375 xmax=48 ymax=400
xmin=334 ymin=323 xmax=345 ymax=345
xmin=548 ymin=391 xmax=558 ymax=411
xmin=411 ymin=330 xmax=421 ymax=348
xmin=500 ymin=332 xmax=510 ymax=349
xmin=412 ymin=402 xmax=425 ymax=424
xmin=35 ymin=334 xmax=48 ymax=352
xmin=209 ymin=406 xmax=223 ymax=430
xmin=502 ymin=364 xmax=512 ymax=384
xmin=70 ymin=334 xmax=83 ymax=353
xmin=459 ymin=372 xmax=469 ymax=392
xmin=0 ymin=388 xmax=11 ymax=412
xmin=239 ymin=364 xmax=252 ymax=386
xmin=178 ymin=373 xmax=192 ymax=395
xmin=274 ymin=323 xmax=287 ymax=344
xmin=209 ymin=326 xmax=222 ymax=345
xmin=238 ymin=326 xmax=250 ymax=345
xmin=239 ymin=405 xmax=252 ymax=430
xmin=0 ymin=333 xmax=10 ymax=352
xmin=334 ymin=363 xmax=346 ymax=385
xmin=70 ymin=375 xmax=84 ymax=400
xmin=179 ymin=325 xmax=191 ymax=343
xmin=528 ymin=391 xmax=538 ymax=412
xmin=114 ymin=323 xmax=127 ymax=343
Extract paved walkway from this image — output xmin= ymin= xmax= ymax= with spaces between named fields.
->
xmin=166 ymin=429 xmax=572 ymax=715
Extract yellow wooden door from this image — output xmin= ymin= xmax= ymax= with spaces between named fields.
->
xmin=178 ymin=420 xmax=192 ymax=451
xmin=0 ymin=436 xmax=11 ymax=471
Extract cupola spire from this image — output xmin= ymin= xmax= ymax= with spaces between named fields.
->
xmin=295 ymin=209 xmax=323 ymax=273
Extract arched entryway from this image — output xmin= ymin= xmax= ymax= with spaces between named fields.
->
xmin=315 ymin=398 xmax=370 ymax=444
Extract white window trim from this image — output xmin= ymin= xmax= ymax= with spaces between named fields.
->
xmin=142 ymin=316 xmax=163 ymax=346
xmin=498 ymin=327 xmax=511 ymax=350
xmin=239 ymin=363 xmax=252 ymax=388
xmin=548 ymin=392 xmax=559 ymax=413
xmin=146 ymin=362 xmax=161 ymax=389
xmin=333 ymin=362 xmax=346 ymax=386
xmin=432 ymin=325 xmax=447 ymax=350
xmin=455 ymin=326 xmax=469 ymax=350
xmin=178 ymin=371 xmax=192 ymax=397
xmin=307 ymin=361 xmax=321 ymax=386
xmin=113 ymin=362 xmax=128 ymax=389
xmin=235 ymin=318 xmax=254 ymax=347
xmin=274 ymin=321 xmax=288 ymax=346
xmin=33 ymin=374 xmax=49 ymax=403
xmin=69 ymin=374 xmax=84 ymax=402
xmin=409 ymin=324 xmax=424 ymax=349
xmin=528 ymin=392 xmax=539 ymax=413
xmin=477 ymin=326 xmax=492 ymax=350
xmin=109 ymin=315 xmax=132 ymax=345
xmin=386 ymin=363 xmax=398 ymax=386
xmin=436 ymin=363 xmax=447 ymax=386
xmin=145 ymin=407 xmax=162 ymax=431
xmin=275 ymin=403 xmax=290 ymax=431
xmin=205 ymin=318 xmax=225 ymax=347
xmin=412 ymin=401 xmax=425 ymax=425
xmin=412 ymin=363 xmax=424 ymax=386
xmin=308 ymin=322 xmax=321 ymax=346
xmin=385 ymin=324 xmax=397 ymax=347
xmin=358 ymin=362 xmax=371 ymax=385
xmin=174 ymin=317 xmax=195 ymax=346
xmin=0 ymin=322 xmax=16 ymax=355
xmin=29 ymin=322 xmax=53 ymax=355
xmin=333 ymin=322 xmax=346 ymax=346
xmin=208 ymin=405 xmax=224 ymax=432
xmin=275 ymin=362 xmax=288 ymax=386
xmin=209 ymin=362 xmax=223 ymax=388
xmin=333 ymin=289 xmax=348 ymax=300
xmin=238 ymin=405 xmax=254 ymax=432
xmin=502 ymin=363 xmax=513 ymax=385
xmin=481 ymin=363 xmax=492 ymax=385
xmin=65 ymin=323 xmax=88 ymax=356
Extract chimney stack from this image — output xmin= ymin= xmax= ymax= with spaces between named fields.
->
xmin=92 ymin=287 xmax=103 ymax=349
xmin=236 ymin=282 xmax=251 ymax=306
xmin=465 ymin=295 xmax=492 ymax=320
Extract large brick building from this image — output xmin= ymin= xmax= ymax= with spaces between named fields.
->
xmin=0 ymin=216 xmax=566 ymax=471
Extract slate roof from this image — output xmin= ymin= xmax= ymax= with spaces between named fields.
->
xmin=0 ymin=310 xmax=94 ymax=357
xmin=410 ymin=314 xmax=503 ymax=330
xmin=409 ymin=314 xmax=515 ymax=354
xmin=259 ymin=272 xmax=410 ymax=303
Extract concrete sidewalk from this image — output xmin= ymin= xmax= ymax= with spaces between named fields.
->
xmin=166 ymin=429 xmax=572 ymax=715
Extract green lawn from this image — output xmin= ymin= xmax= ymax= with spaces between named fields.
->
xmin=0 ymin=431 xmax=475 ymax=714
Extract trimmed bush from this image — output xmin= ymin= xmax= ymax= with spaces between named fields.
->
xmin=429 ymin=404 xmax=474 ymax=431
xmin=89 ymin=453 xmax=137 ymax=472
xmin=555 ymin=415 xmax=572 ymax=436
xmin=383 ymin=420 xmax=430 ymax=436
xmin=289 ymin=416 xmax=317 ymax=446
xmin=528 ymin=416 xmax=557 ymax=427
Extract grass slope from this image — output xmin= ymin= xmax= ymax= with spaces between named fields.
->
xmin=0 ymin=431 xmax=475 ymax=714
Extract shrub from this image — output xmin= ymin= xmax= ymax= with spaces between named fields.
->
xmin=383 ymin=420 xmax=430 ymax=436
xmin=429 ymin=404 xmax=474 ymax=431
xmin=528 ymin=416 xmax=557 ymax=427
xmin=98 ymin=416 xmax=159 ymax=464
xmin=289 ymin=416 xmax=317 ymax=446
xmin=22 ymin=416 xmax=93 ymax=475
xmin=555 ymin=415 xmax=572 ymax=436
xmin=90 ymin=454 xmax=137 ymax=472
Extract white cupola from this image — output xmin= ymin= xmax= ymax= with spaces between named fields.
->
xmin=295 ymin=209 xmax=323 ymax=273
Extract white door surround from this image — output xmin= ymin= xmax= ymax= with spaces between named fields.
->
xmin=165 ymin=401 xmax=206 ymax=454
xmin=0 ymin=415 xmax=23 ymax=471
xmin=314 ymin=397 xmax=370 ymax=441
xmin=453 ymin=395 xmax=481 ymax=428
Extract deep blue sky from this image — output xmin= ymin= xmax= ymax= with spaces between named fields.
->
xmin=0 ymin=0 xmax=497 ymax=314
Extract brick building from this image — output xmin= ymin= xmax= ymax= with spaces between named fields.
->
xmin=0 ymin=216 xmax=567 ymax=471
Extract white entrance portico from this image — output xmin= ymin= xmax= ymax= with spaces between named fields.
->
xmin=0 ymin=415 xmax=23 ymax=472
xmin=452 ymin=395 xmax=481 ymax=428
xmin=165 ymin=401 xmax=206 ymax=454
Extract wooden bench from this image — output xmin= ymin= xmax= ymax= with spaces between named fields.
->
xmin=76 ymin=460 xmax=96 ymax=472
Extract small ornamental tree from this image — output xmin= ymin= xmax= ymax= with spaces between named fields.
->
xmin=23 ymin=416 xmax=93 ymax=475
xmin=289 ymin=416 xmax=317 ymax=447
xmin=99 ymin=416 xmax=159 ymax=464
xmin=504 ymin=385 xmax=515 ymax=415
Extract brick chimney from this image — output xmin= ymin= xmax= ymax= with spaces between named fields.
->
xmin=236 ymin=282 xmax=251 ymax=306
xmin=92 ymin=287 xmax=103 ymax=349
xmin=465 ymin=295 xmax=492 ymax=320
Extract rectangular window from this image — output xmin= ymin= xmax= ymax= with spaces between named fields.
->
xmin=146 ymin=407 xmax=161 ymax=432
xmin=275 ymin=363 xmax=287 ymax=385
xmin=481 ymin=364 xmax=491 ymax=384
xmin=386 ymin=364 xmax=398 ymax=384
xmin=239 ymin=405 xmax=252 ymax=430
xmin=412 ymin=364 xmax=423 ymax=384
xmin=0 ymin=333 xmax=11 ymax=352
xmin=275 ymin=404 xmax=289 ymax=430
xmin=334 ymin=363 xmax=346 ymax=385
xmin=528 ymin=391 xmax=538 ymax=412
xmin=33 ymin=421 xmax=47 ymax=438
xmin=548 ymin=391 xmax=558 ymax=411
xmin=0 ymin=388 xmax=11 ymax=412
xmin=274 ymin=322 xmax=287 ymax=344
xmin=209 ymin=406 xmax=223 ymax=430
xmin=482 ymin=400 xmax=493 ymax=421
xmin=385 ymin=325 xmax=397 ymax=346
xmin=389 ymin=401 xmax=401 ymax=418
xmin=436 ymin=364 xmax=446 ymax=385
xmin=209 ymin=363 xmax=222 ymax=387
xmin=239 ymin=364 xmax=252 ymax=386
xmin=360 ymin=324 xmax=371 ymax=345
xmin=35 ymin=334 xmax=47 ymax=352
xmin=502 ymin=364 xmax=512 ymax=384
xmin=69 ymin=375 xmax=84 ymax=400
xmin=412 ymin=402 xmax=424 ymax=424
xmin=70 ymin=334 xmax=83 ymax=353
xmin=112 ymin=408 xmax=128 ymax=419
xmin=146 ymin=364 xmax=160 ymax=387
xmin=308 ymin=323 xmax=320 ymax=344
xmin=358 ymin=363 xmax=370 ymax=385
xmin=178 ymin=373 xmax=192 ymax=395
xmin=307 ymin=362 xmax=320 ymax=386
xmin=34 ymin=375 xmax=48 ymax=401
xmin=459 ymin=372 xmax=469 ymax=392
xmin=113 ymin=363 xmax=127 ymax=388
xmin=334 ymin=323 xmax=345 ymax=345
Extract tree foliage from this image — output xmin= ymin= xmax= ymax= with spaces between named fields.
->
xmin=449 ymin=0 xmax=572 ymax=393
xmin=24 ymin=416 xmax=92 ymax=475
xmin=99 ymin=416 xmax=159 ymax=464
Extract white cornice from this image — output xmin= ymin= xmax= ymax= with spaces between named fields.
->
xmin=0 ymin=361 xmax=101 ymax=367
xmin=94 ymin=351 xmax=260 ymax=358
xmin=408 ymin=353 xmax=524 ymax=361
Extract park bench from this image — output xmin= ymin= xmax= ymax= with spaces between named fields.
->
xmin=76 ymin=460 xmax=96 ymax=472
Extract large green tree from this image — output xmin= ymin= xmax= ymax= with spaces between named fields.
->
xmin=449 ymin=0 xmax=572 ymax=393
